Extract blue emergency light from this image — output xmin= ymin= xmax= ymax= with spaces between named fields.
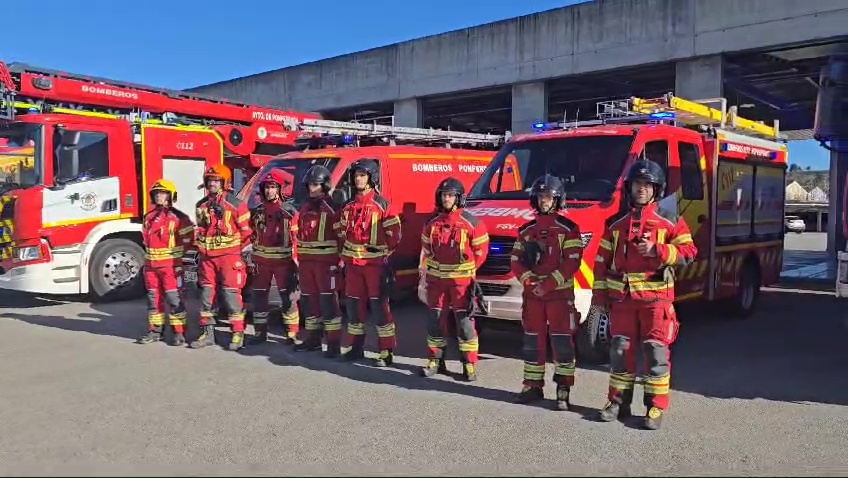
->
xmin=532 ymin=122 xmax=546 ymax=129
xmin=648 ymin=111 xmax=675 ymax=120
xmin=490 ymin=244 xmax=504 ymax=253
xmin=343 ymin=134 xmax=356 ymax=145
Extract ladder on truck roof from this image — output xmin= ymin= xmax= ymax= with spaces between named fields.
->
xmin=294 ymin=118 xmax=507 ymax=149
xmin=0 ymin=60 xmax=313 ymax=128
xmin=538 ymin=93 xmax=783 ymax=141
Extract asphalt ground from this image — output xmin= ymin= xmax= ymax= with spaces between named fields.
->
xmin=1 ymin=277 xmax=847 ymax=476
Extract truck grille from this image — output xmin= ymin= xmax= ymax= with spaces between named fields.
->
xmin=479 ymin=283 xmax=511 ymax=296
xmin=479 ymin=236 xmax=514 ymax=276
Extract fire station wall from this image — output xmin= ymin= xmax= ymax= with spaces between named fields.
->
xmin=190 ymin=0 xmax=848 ymax=113
xmin=675 ymin=55 xmax=724 ymax=100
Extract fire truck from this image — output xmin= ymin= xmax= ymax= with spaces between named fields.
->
xmin=0 ymin=60 xmax=319 ymax=301
xmin=443 ymin=93 xmax=788 ymax=362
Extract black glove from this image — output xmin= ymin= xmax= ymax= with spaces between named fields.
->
xmin=523 ymin=241 xmax=542 ymax=268
xmin=380 ymin=261 xmax=395 ymax=299
xmin=469 ymin=280 xmax=489 ymax=315
xmin=287 ymin=264 xmax=299 ymax=295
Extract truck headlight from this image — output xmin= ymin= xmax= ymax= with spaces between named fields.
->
xmin=17 ymin=246 xmax=42 ymax=261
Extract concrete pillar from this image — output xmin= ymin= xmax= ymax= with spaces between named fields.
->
xmin=511 ymin=82 xmax=548 ymax=135
xmin=675 ymin=55 xmax=724 ymax=99
xmin=818 ymin=209 xmax=823 ymax=232
xmin=393 ymin=98 xmax=422 ymax=128
xmin=827 ymin=141 xmax=847 ymax=255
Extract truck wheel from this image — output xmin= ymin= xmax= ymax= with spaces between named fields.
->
xmin=576 ymin=308 xmax=611 ymax=365
xmin=89 ymin=238 xmax=145 ymax=303
xmin=728 ymin=259 xmax=761 ymax=318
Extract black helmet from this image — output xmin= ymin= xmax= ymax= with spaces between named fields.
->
xmin=303 ymin=165 xmax=332 ymax=193
xmin=624 ymin=159 xmax=666 ymax=198
xmin=529 ymin=174 xmax=565 ymax=213
xmin=435 ymin=177 xmax=466 ymax=212
xmin=349 ymin=159 xmax=379 ymax=190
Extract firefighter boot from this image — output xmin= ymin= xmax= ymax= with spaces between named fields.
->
xmin=168 ymin=325 xmax=186 ymax=347
xmin=339 ymin=344 xmax=365 ymax=362
xmin=293 ymin=332 xmax=323 ymax=352
xmin=598 ymin=401 xmax=633 ymax=422
xmin=375 ymin=349 xmax=394 ymax=367
xmin=229 ymin=332 xmax=245 ymax=351
xmin=555 ymin=387 xmax=571 ymax=411
xmin=516 ymin=385 xmax=544 ymax=404
xmin=419 ymin=359 xmax=448 ymax=377
xmin=643 ymin=407 xmax=664 ymax=430
xmin=462 ymin=363 xmax=478 ymax=382
xmin=189 ymin=325 xmax=216 ymax=349
xmin=136 ymin=326 xmax=163 ymax=344
xmin=323 ymin=342 xmax=341 ymax=359
xmin=247 ymin=324 xmax=269 ymax=346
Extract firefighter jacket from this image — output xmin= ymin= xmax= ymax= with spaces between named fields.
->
xmin=194 ymin=191 xmax=252 ymax=257
xmin=339 ymin=190 xmax=401 ymax=266
xmin=142 ymin=206 xmax=194 ymax=268
xmin=421 ymin=208 xmax=489 ymax=281
xmin=510 ymin=213 xmax=584 ymax=298
xmin=250 ymin=199 xmax=298 ymax=264
xmin=592 ymin=202 xmax=697 ymax=305
xmin=297 ymin=195 xmax=342 ymax=263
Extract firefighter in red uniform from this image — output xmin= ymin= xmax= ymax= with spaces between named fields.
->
xmin=136 ymin=179 xmax=195 ymax=346
xmin=293 ymin=165 xmax=345 ymax=357
xmin=420 ymin=177 xmax=489 ymax=381
xmin=510 ymin=175 xmax=585 ymax=410
xmin=248 ymin=169 xmax=301 ymax=346
xmin=592 ymin=159 xmax=697 ymax=430
xmin=190 ymin=164 xmax=253 ymax=351
xmin=338 ymin=159 xmax=401 ymax=366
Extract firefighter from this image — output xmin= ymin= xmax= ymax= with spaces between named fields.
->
xmin=190 ymin=164 xmax=253 ymax=351
xmin=294 ymin=165 xmax=345 ymax=357
xmin=592 ymin=159 xmax=697 ymax=430
xmin=338 ymin=159 xmax=401 ymax=366
xmin=509 ymin=175 xmax=584 ymax=410
xmin=136 ymin=179 xmax=195 ymax=346
xmin=419 ymin=177 xmax=489 ymax=381
xmin=249 ymin=169 xmax=301 ymax=346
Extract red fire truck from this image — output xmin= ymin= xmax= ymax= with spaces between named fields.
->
xmin=432 ymin=94 xmax=788 ymax=362
xmin=0 ymin=60 xmax=319 ymax=301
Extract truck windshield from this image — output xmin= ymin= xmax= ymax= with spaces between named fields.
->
xmin=237 ymin=157 xmax=340 ymax=209
xmin=0 ymin=123 xmax=43 ymax=193
xmin=468 ymin=134 xmax=635 ymax=202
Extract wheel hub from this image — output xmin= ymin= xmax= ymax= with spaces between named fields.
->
xmin=103 ymin=251 xmax=140 ymax=287
xmin=597 ymin=310 xmax=611 ymax=345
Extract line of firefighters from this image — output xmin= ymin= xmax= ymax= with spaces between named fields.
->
xmin=138 ymin=158 xmax=696 ymax=431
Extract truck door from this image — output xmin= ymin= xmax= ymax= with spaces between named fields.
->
xmin=673 ymin=139 xmax=711 ymax=299
xmin=41 ymin=124 xmax=125 ymax=228
xmin=139 ymin=125 xmax=224 ymax=213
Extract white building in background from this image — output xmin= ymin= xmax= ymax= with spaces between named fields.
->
xmin=809 ymin=186 xmax=829 ymax=202
xmin=785 ymin=181 xmax=810 ymax=202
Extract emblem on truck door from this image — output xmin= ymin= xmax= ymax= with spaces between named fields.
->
xmin=79 ymin=192 xmax=98 ymax=211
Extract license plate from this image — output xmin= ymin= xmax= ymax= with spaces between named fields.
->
xmin=184 ymin=270 xmax=198 ymax=283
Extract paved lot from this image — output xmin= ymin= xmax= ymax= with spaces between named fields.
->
xmin=784 ymin=231 xmax=826 ymax=253
xmin=1 ymin=284 xmax=848 ymax=476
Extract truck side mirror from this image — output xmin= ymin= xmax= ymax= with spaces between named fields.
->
xmin=331 ymin=188 xmax=349 ymax=205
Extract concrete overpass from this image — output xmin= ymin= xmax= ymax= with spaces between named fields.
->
xmin=191 ymin=0 xmax=848 ymax=260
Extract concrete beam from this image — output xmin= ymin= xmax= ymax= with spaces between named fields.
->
xmin=393 ymin=98 xmax=422 ymax=127
xmin=511 ymin=82 xmax=548 ymax=135
xmin=190 ymin=0 xmax=848 ymax=112
xmin=675 ymin=55 xmax=723 ymax=99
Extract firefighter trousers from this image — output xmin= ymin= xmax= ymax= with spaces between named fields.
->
xmin=144 ymin=265 xmax=187 ymax=333
xmin=344 ymin=264 xmax=396 ymax=351
xmin=424 ymin=278 xmax=479 ymax=364
xmin=198 ymin=254 xmax=247 ymax=333
xmin=607 ymin=300 xmax=680 ymax=410
xmin=521 ymin=295 xmax=579 ymax=389
xmin=252 ymin=261 xmax=300 ymax=337
xmin=299 ymin=260 xmax=343 ymax=344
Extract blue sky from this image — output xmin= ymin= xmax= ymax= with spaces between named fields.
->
xmin=5 ymin=0 xmax=830 ymax=170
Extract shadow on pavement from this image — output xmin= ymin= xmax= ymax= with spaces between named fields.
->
xmin=0 ymin=290 xmax=89 ymax=309
xmin=671 ymin=288 xmax=848 ymax=406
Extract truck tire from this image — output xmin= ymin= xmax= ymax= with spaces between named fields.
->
xmin=576 ymin=307 xmax=611 ymax=365
xmin=728 ymin=259 xmax=761 ymax=318
xmin=89 ymin=238 xmax=145 ymax=303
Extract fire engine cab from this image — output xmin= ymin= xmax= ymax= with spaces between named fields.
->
xmin=452 ymin=93 xmax=788 ymax=362
xmin=0 ymin=60 xmax=318 ymax=301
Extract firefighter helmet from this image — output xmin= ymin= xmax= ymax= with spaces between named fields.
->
xmin=435 ymin=177 xmax=466 ymax=211
xmin=259 ymin=169 xmax=295 ymax=199
xmin=203 ymin=164 xmax=232 ymax=189
xmin=303 ymin=165 xmax=332 ymax=193
xmin=150 ymin=178 xmax=178 ymax=204
xmin=624 ymin=159 xmax=666 ymax=198
xmin=529 ymin=174 xmax=565 ymax=213
xmin=349 ymin=159 xmax=379 ymax=189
